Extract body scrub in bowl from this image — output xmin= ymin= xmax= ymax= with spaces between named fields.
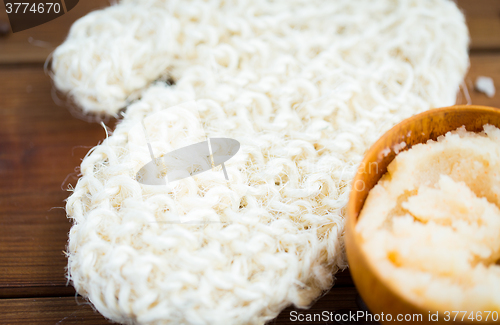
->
xmin=346 ymin=106 xmax=500 ymax=324
xmin=357 ymin=125 xmax=500 ymax=312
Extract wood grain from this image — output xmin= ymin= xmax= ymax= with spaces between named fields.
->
xmin=0 ymin=296 xmax=115 ymax=325
xmin=456 ymin=0 xmax=500 ymax=51
xmin=0 ymin=287 xmax=359 ymax=325
xmin=467 ymin=54 xmax=500 ymax=107
xmin=0 ymin=67 xmax=115 ymax=298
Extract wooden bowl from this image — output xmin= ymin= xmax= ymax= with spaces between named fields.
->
xmin=345 ymin=105 xmax=500 ymax=324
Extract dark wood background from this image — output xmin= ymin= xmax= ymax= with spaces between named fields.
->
xmin=1 ymin=1 xmax=499 ymax=324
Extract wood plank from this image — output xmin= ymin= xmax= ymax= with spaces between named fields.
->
xmin=464 ymin=54 xmax=500 ymax=107
xmin=0 ymin=287 xmax=359 ymax=324
xmin=0 ymin=296 xmax=114 ymax=325
xmin=334 ymin=268 xmax=354 ymax=287
xmin=467 ymin=16 xmax=500 ymax=51
xmin=0 ymin=0 xmax=110 ymax=64
xmin=456 ymin=0 xmax=500 ymax=51
xmin=0 ymin=0 xmax=499 ymax=66
xmin=0 ymin=67 xmax=116 ymax=298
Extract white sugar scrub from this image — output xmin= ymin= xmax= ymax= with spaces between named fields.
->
xmin=392 ymin=141 xmax=406 ymax=154
xmin=52 ymin=0 xmax=469 ymax=324
xmin=357 ymin=125 xmax=500 ymax=312
xmin=475 ymin=76 xmax=496 ymax=98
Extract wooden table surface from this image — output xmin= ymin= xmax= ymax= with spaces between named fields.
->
xmin=1 ymin=1 xmax=500 ymax=324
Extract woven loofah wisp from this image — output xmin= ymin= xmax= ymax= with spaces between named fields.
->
xmin=53 ymin=0 xmax=469 ymax=324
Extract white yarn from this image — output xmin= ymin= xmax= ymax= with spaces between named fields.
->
xmin=53 ymin=0 xmax=469 ymax=324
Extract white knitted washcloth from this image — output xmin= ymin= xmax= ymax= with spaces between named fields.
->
xmin=52 ymin=0 xmax=469 ymax=324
